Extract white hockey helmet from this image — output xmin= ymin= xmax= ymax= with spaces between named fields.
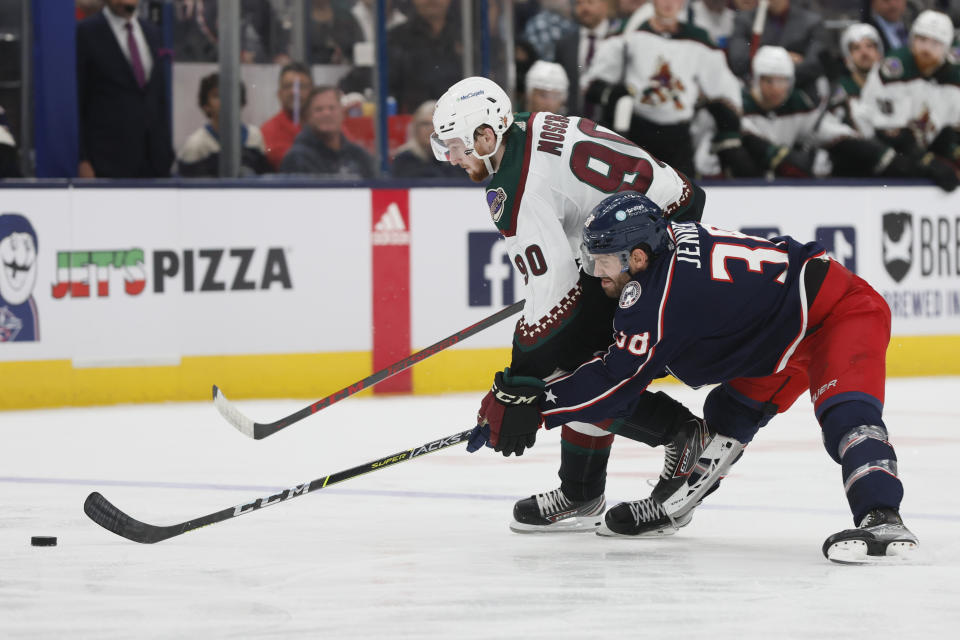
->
xmin=431 ymin=76 xmax=514 ymax=172
xmin=752 ymin=46 xmax=795 ymax=80
xmin=841 ymin=23 xmax=883 ymax=59
xmin=910 ymin=10 xmax=954 ymax=47
xmin=525 ymin=61 xmax=570 ymax=95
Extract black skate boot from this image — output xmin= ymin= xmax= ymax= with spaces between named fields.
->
xmin=510 ymin=488 xmax=606 ymax=533
xmin=822 ymin=507 xmax=919 ymax=564
xmin=650 ymin=416 xmax=714 ymax=504
xmin=596 ymin=497 xmax=694 ymax=537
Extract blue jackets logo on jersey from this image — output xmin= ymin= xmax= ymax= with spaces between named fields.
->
xmin=882 ymin=212 xmax=913 ymax=283
xmin=0 ymin=213 xmax=40 ymax=342
xmin=486 ymin=187 xmax=508 ymax=223
xmin=619 ymin=280 xmax=641 ymax=308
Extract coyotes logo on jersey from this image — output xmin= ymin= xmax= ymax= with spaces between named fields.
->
xmin=640 ymin=58 xmax=686 ymax=111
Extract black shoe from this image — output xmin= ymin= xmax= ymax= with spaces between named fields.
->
xmin=510 ymin=488 xmax=605 ymax=533
xmin=822 ymin=507 xmax=919 ymax=564
xmin=596 ymin=497 xmax=694 ymax=537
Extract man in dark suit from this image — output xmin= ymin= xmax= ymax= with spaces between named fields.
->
xmin=555 ymin=0 xmax=616 ymax=118
xmin=77 ymin=0 xmax=173 ymax=178
xmin=863 ymin=0 xmax=912 ymax=53
xmin=727 ymin=0 xmax=828 ymax=98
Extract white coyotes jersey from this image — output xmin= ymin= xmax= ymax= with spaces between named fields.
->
xmin=485 ymin=112 xmax=696 ymax=346
xmin=860 ymin=51 xmax=960 ymax=146
xmin=742 ymin=89 xmax=858 ymax=149
xmin=584 ymin=22 xmax=742 ymax=125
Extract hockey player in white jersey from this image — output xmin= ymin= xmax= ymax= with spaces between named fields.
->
xmin=432 ymin=76 xmax=712 ymax=534
xmin=581 ymin=0 xmax=744 ymax=176
xmin=740 ymin=46 xmax=930 ymax=182
xmin=829 ymin=23 xmax=885 ymax=137
xmin=859 ymin=10 xmax=960 ymax=191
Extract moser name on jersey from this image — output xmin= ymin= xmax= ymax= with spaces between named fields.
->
xmin=536 ymin=114 xmax=570 ymax=157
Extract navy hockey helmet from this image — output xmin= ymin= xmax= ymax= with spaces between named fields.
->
xmin=580 ymin=191 xmax=674 ymax=276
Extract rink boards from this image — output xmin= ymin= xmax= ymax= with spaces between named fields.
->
xmin=1 ymin=183 xmax=958 ymax=409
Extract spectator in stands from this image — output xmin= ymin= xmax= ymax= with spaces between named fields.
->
xmin=0 ymin=106 xmax=20 ymax=178
xmin=523 ymin=0 xmax=578 ymax=61
xmin=515 ymin=39 xmax=541 ymax=103
xmin=173 ymin=0 xmax=288 ymax=63
xmin=584 ymin=0 xmax=744 ymax=176
xmin=525 ymin=61 xmax=570 ymax=114
xmin=279 ymin=86 xmax=375 ymax=179
xmin=176 ymin=73 xmax=270 ymax=177
xmin=391 ymin=100 xmax=463 ymax=178
xmin=307 ymin=0 xmax=364 ymax=64
xmin=352 ymin=0 xmax=407 ymax=42
xmin=739 ymin=45 xmax=935 ymax=185
xmin=865 ymin=0 xmax=913 ymax=52
xmin=860 ymin=10 xmax=960 ymax=190
xmin=387 ymin=0 xmax=463 ymax=114
xmin=555 ymin=0 xmax=616 ymax=117
xmin=261 ymin=62 xmax=313 ymax=170
xmin=77 ymin=0 xmax=174 ymax=178
xmin=728 ymin=0 xmax=828 ymax=97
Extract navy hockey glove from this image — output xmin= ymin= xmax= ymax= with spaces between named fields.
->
xmin=476 ymin=368 xmax=545 ymax=457
xmin=466 ymin=423 xmax=491 ymax=453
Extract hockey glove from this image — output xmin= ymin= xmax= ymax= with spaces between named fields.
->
xmin=476 ymin=368 xmax=545 ymax=457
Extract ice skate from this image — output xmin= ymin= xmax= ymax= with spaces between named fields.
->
xmin=823 ymin=507 xmax=919 ymax=564
xmin=650 ymin=416 xmax=714 ymax=504
xmin=510 ymin=488 xmax=605 ymax=533
xmin=656 ymin=433 xmax=745 ymax=516
xmin=596 ymin=497 xmax=694 ymax=537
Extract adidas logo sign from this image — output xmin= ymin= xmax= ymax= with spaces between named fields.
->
xmin=372 ymin=203 xmax=410 ymax=246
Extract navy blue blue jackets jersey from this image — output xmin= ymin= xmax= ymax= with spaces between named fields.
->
xmin=542 ymin=222 xmax=827 ymax=429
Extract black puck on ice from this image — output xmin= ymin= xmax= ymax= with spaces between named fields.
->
xmin=31 ymin=536 xmax=57 ymax=547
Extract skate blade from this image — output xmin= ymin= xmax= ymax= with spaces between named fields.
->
xmin=509 ymin=517 xmax=602 ymax=534
xmin=595 ymin=523 xmax=680 ymax=538
xmin=826 ymin=539 xmax=919 ymax=565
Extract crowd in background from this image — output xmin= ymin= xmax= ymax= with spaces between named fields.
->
xmin=1 ymin=0 xmax=959 ymax=186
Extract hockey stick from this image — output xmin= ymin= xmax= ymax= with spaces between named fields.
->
xmin=750 ymin=0 xmax=769 ymax=58
xmin=213 ymin=300 xmax=525 ymax=440
xmin=84 ymin=428 xmax=474 ymax=544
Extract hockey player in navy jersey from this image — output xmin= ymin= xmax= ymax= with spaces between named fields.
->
xmin=432 ymin=76 xmax=714 ymax=535
xmin=475 ymin=190 xmax=918 ymax=563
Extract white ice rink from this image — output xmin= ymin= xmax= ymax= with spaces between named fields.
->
xmin=2 ymin=378 xmax=959 ymax=639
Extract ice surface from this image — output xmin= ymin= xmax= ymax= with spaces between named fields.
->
xmin=2 ymin=378 xmax=959 ymax=638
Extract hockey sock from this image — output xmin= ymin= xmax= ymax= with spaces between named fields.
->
xmin=558 ymin=426 xmax=614 ymax=501
xmin=820 ymin=401 xmax=904 ymax=525
xmin=703 ymin=384 xmax=772 ymax=444
xmin=606 ymin=391 xmax=694 ymax=447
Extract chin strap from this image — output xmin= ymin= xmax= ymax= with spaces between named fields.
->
xmin=476 ymin=131 xmax=506 ymax=175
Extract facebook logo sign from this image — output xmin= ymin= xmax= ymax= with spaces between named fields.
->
xmin=468 ymin=231 xmax=515 ymax=306
xmin=816 ymin=226 xmax=856 ymax=273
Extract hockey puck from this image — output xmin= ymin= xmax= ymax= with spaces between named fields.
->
xmin=31 ymin=536 xmax=57 ymax=547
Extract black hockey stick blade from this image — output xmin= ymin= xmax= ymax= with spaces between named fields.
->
xmin=84 ymin=428 xmax=475 ymax=544
xmin=213 ymin=300 xmax=524 ymax=440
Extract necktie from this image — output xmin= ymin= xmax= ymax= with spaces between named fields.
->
xmin=585 ymin=34 xmax=597 ymax=69
xmin=125 ymin=22 xmax=147 ymax=89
